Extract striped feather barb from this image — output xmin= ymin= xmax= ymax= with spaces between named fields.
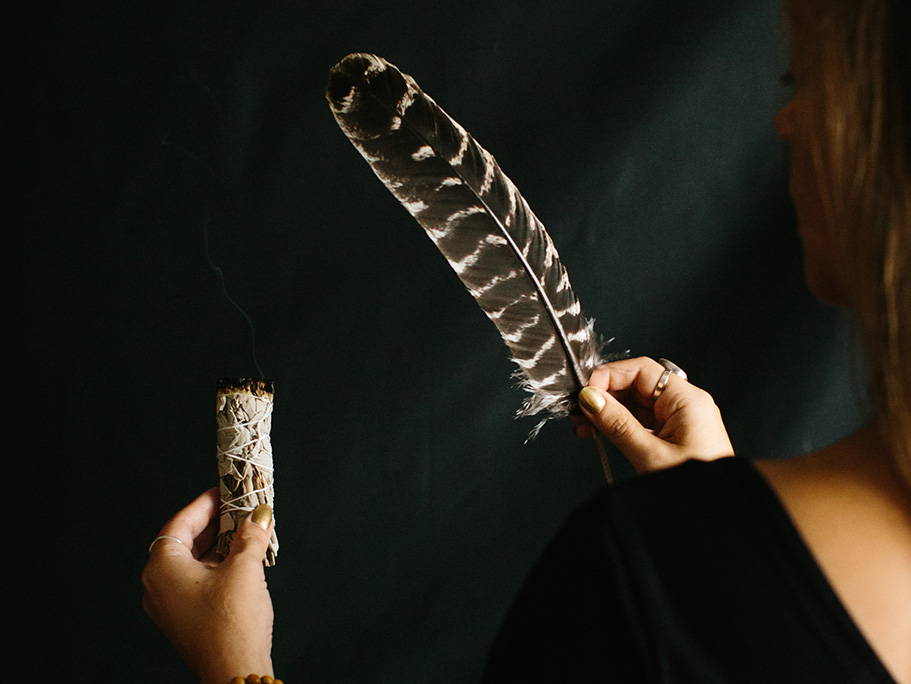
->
xmin=326 ymin=52 xmax=607 ymax=441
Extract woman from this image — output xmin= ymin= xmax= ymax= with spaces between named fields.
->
xmin=142 ymin=1 xmax=910 ymax=681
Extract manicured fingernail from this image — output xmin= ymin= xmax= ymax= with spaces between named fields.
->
xmin=579 ymin=387 xmax=606 ymax=413
xmin=251 ymin=504 xmax=272 ymax=530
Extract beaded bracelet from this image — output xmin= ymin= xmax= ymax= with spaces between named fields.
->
xmin=228 ymin=676 xmax=284 ymax=684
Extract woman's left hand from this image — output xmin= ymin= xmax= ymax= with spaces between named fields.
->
xmin=141 ymin=488 xmax=276 ymax=684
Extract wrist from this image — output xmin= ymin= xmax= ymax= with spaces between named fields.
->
xmin=197 ymin=655 xmax=274 ymax=684
xmin=201 ymin=675 xmax=278 ymax=684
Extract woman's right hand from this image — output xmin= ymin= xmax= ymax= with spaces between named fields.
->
xmin=572 ymin=357 xmax=735 ymax=474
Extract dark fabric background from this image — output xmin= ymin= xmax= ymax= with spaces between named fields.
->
xmin=27 ymin=1 xmax=870 ymax=681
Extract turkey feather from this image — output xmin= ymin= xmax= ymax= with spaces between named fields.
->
xmin=326 ymin=53 xmax=610 ymax=440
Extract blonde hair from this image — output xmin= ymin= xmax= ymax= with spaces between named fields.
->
xmin=782 ymin=0 xmax=911 ymax=492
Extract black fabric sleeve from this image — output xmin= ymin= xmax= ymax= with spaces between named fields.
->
xmin=482 ymin=458 xmax=900 ymax=683
xmin=481 ymin=489 xmax=644 ymax=683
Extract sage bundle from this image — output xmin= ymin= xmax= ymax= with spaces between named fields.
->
xmin=215 ymin=378 xmax=278 ymax=566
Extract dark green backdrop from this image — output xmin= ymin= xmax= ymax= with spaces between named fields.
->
xmin=28 ymin=1 xmax=869 ymax=681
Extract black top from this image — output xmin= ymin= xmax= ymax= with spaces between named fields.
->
xmin=482 ymin=457 xmax=896 ymax=683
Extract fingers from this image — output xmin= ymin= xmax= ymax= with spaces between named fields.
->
xmin=578 ymin=386 xmax=664 ymax=468
xmin=152 ymin=488 xmax=220 ymax=560
xmin=578 ymin=357 xmax=735 ymax=473
xmin=226 ymin=504 xmax=274 ymax=570
xmin=573 ymin=407 xmax=655 ymax=440
xmin=192 ymin=515 xmax=220 ymax=560
xmin=142 ymin=489 xmax=220 ymax=621
xmin=587 ymin=356 xmax=684 ymax=408
xmin=588 ymin=357 xmax=708 ymax=427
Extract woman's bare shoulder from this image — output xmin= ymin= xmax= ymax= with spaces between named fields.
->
xmin=752 ymin=452 xmax=911 ymax=684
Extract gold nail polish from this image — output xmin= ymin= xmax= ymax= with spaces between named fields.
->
xmin=579 ymin=387 xmax=606 ymax=413
xmin=251 ymin=504 xmax=272 ymax=530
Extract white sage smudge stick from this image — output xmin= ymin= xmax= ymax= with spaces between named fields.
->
xmin=215 ymin=378 xmax=278 ymax=566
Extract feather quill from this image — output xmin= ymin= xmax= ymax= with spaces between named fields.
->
xmin=326 ymin=53 xmax=614 ymax=473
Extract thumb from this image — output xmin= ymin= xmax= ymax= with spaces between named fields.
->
xmin=578 ymin=386 xmax=664 ymax=468
xmin=227 ymin=503 xmax=274 ymax=567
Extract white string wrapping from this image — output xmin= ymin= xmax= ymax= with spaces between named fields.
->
xmin=215 ymin=381 xmax=278 ymax=566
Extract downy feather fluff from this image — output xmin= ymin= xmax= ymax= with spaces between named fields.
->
xmin=326 ymin=53 xmax=608 ymax=439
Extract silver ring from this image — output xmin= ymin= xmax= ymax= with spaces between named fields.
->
xmin=658 ymin=358 xmax=687 ymax=381
xmin=148 ymin=535 xmax=185 ymax=553
xmin=651 ymin=358 xmax=687 ymax=400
